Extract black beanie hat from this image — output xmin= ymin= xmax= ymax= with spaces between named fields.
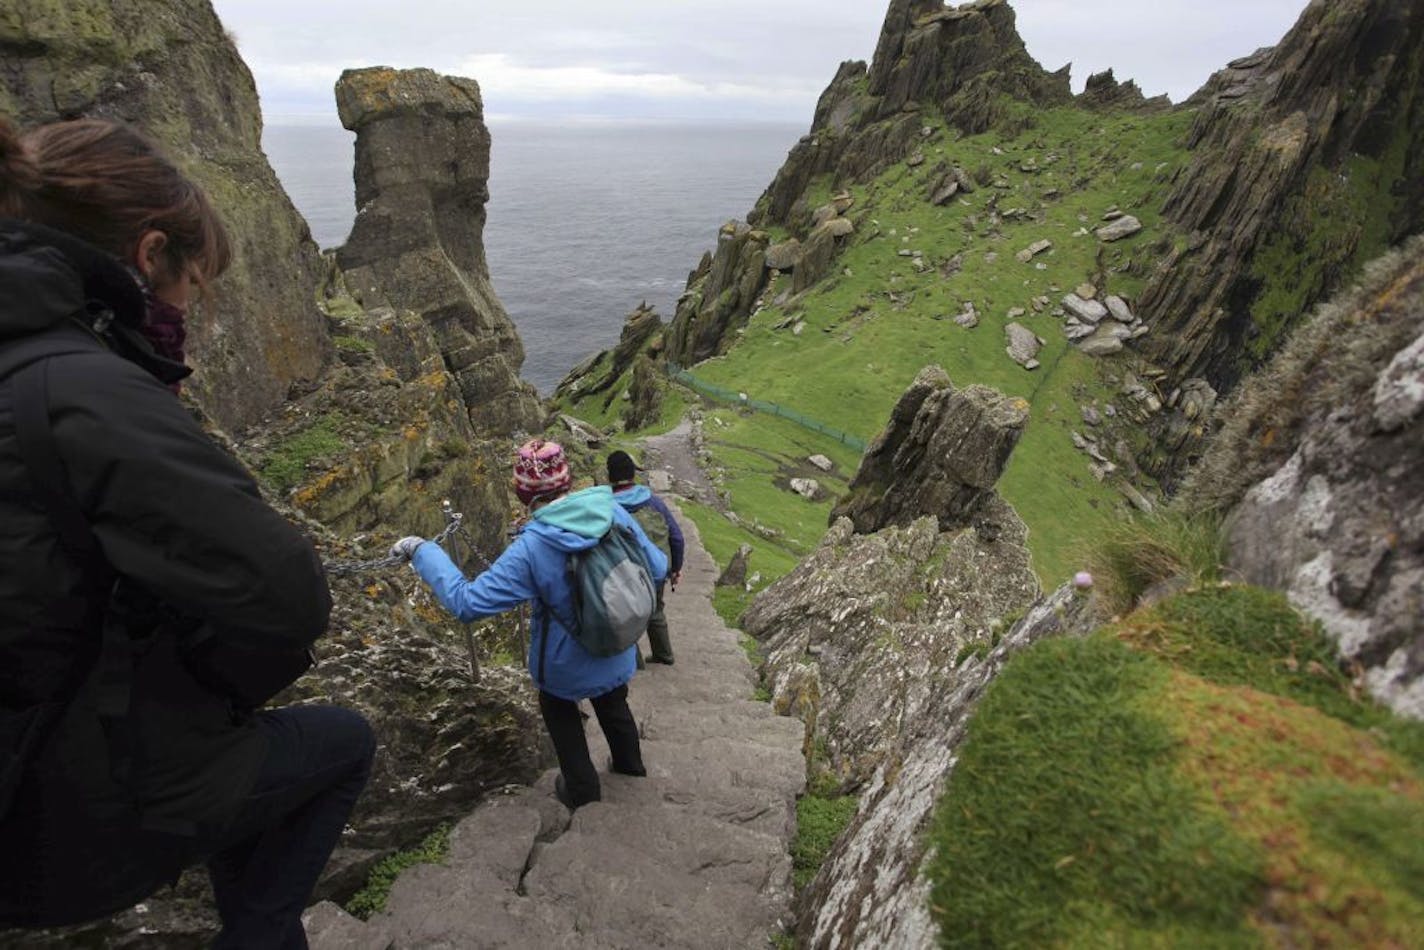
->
xmin=606 ymin=450 xmax=640 ymax=484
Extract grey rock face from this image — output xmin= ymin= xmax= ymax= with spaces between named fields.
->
xmin=1187 ymin=240 xmax=1424 ymax=719
xmin=335 ymin=67 xmax=541 ymax=433
xmin=831 ymin=366 xmax=1030 ymax=534
xmin=666 ymin=221 xmax=771 ymax=365
xmin=744 ymin=525 xmax=1081 ymax=947
xmin=1063 ymin=293 xmax=1109 ymax=323
xmin=0 ymin=0 xmax=332 ymax=433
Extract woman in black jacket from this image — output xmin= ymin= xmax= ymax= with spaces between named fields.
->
xmin=0 ymin=117 xmax=373 ymax=948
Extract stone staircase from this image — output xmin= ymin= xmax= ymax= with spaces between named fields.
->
xmin=306 ymin=506 xmax=806 ymax=949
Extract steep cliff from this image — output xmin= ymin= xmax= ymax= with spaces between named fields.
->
xmin=1138 ymin=0 xmax=1424 ymax=401
xmin=334 ymin=67 xmax=543 ymax=436
xmin=0 ymin=0 xmax=332 ymax=433
xmin=663 ymin=0 xmax=1072 ymax=369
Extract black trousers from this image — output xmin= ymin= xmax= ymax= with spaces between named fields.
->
xmin=539 ymin=684 xmax=645 ymax=807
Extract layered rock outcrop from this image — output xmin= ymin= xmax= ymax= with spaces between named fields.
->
xmin=1181 ymin=237 xmax=1424 ymax=719
xmin=335 ymin=67 xmax=542 ymax=435
xmin=664 ymin=221 xmax=770 ymax=367
xmin=742 ymin=367 xmax=1051 ymax=946
xmin=752 ymin=0 xmax=1070 ymax=230
xmin=830 ymin=365 xmax=1030 ymax=534
xmin=0 ymin=0 xmax=332 ymax=432
xmin=1138 ymin=0 xmax=1424 ymax=400
xmin=554 ymin=301 xmax=664 ymax=418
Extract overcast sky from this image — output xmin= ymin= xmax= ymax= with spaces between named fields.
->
xmin=212 ymin=0 xmax=1308 ymax=124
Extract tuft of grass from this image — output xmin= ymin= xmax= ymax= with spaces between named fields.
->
xmin=792 ymin=793 xmax=859 ymax=891
xmin=1087 ymin=509 xmax=1227 ymax=615
xmin=927 ymin=633 xmax=1262 ymax=948
xmin=259 ymin=416 xmax=347 ymax=493
xmin=345 ymin=823 xmax=452 ymax=920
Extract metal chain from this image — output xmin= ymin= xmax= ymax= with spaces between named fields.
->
xmin=323 ymin=500 xmax=497 ymax=577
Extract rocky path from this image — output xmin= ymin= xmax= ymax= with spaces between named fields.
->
xmin=305 ymin=500 xmax=805 ymax=949
xmin=641 ymin=420 xmax=721 ymax=509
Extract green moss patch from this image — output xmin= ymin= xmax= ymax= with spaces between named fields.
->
xmin=259 ymin=416 xmax=348 ymax=493
xmin=346 ymin=822 xmax=452 ymax=920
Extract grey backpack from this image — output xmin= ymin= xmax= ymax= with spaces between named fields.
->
xmin=560 ymin=524 xmax=656 ymax=658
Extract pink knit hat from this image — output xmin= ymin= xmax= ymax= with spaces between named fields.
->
xmin=513 ymin=439 xmax=571 ymax=506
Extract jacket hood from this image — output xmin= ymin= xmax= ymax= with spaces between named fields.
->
xmin=612 ymin=484 xmax=652 ymax=509
xmin=527 ymin=485 xmax=616 ymax=551
xmin=0 ymin=219 xmax=190 ymax=385
xmin=0 ymin=219 xmax=145 ymax=341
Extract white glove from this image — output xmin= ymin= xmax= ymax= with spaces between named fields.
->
xmin=390 ymin=536 xmax=428 ymax=561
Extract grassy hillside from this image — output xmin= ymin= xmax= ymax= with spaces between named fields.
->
xmin=585 ymin=102 xmax=1194 ymax=592
xmin=927 ymin=585 xmax=1424 ymax=947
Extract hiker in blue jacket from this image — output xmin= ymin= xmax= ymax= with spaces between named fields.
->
xmin=391 ymin=440 xmax=667 ymax=809
xmin=607 ymin=450 xmax=683 ymax=666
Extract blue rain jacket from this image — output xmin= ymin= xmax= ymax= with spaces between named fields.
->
xmin=411 ymin=486 xmax=668 ymax=701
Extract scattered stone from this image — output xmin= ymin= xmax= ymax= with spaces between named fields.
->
xmin=808 ymin=454 xmax=834 ymax=472
xmin=1024 ymin=359 xmax=1040 ymax=371
xmin=1062 ymin=294 xmax=1108 ymax=323
xmin=1079 ymin=335 xmax=1125 ymax=356
xmin=1102 ymin=207 xmax=1123 ymax=221
xmin=930 ymin=178 xmax=960 ymax=206
xmin=793 ymin=322 xmax=806 ymax=336
xmin=954 ymin=309 xmax=980 ymax=329
xmin=1082 ymin=405 xmax=1102 ymax=426
xmin=816 ymin=218 xmax=855 ymax=239
xmin=1016 ymin=239 xmax=1053 ymax=263
xmin=1042 ymin=188 xmax=1060 ymax=199
xmin=832 ymin=192 xmax=855 ymax=214
xmin=715 ymin=544 xmax=753 ymax=588
xmin=1119 ymin=481 xmax=1155 ymax=513
xmin=897 ymin=249 xmax=914 ymax=257
xmin=1104 ymin=295 xmax=1133 ymax=322
xmin=790 ymin=478 xmax=821 ymax=500
xmin=1064 ymin=323 xmax=1097 ymax=341
xmin=1005 ymin=323 xmax=1041 ymax=368
xmin=952 ymin=166 xmax=976 ymax=194
xmin=1007 ymin=307 xmax=1026 ymax=319
xmin=1096 ymin=215 xmax=1143 ymax=242
xmin=907 ymin=150 xmax=926 ymax=167
xmin=1075 ymin=282 xmax=1098 ymax=300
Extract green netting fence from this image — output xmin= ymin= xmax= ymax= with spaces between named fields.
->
xmin=666 ymin=363 xmax=869 ymax=452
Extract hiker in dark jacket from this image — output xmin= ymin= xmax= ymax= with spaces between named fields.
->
xmin=607 ymin=450 xmax=683 ymax=665
xmin=0 ymin=117 xmax=373 ymax=948
xmin=391 ymin=439 xmax=667 ymax=808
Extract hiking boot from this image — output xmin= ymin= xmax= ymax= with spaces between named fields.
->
xmin=647 ymin=656 xmax=674 ymax=665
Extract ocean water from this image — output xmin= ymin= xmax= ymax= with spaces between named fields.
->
xmin=262 ymin=119 xmax=804 ymax=395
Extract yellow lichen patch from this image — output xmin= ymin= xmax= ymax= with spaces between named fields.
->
xmin=292 ymin=466 xmax=349 ymax=510
xmin=1164 ymin=671 xmax=1424 ymax=948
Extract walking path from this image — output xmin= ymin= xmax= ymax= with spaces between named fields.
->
xmin=306 ymin=499 xmax=806 ymax=949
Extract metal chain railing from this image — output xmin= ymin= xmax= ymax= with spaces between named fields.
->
xmin=323 ymin=500 xmax=506 ymax=684
xmin=323 ymin=500 xmax=492 ymax=577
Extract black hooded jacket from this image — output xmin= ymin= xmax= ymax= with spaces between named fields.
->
xmin=0 ymin=219 xmax=332 ymax=926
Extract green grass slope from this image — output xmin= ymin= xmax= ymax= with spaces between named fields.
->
xmin=927 ymin=585 xmax=1424 ymax=948
xmin=663 ymin=103 xmax=1194 ymax=588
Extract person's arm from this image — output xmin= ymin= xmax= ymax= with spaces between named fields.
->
xmin=650 ymin=494 xmax=685 ymax=575
xmin=410 ymin=536 xmax=536 ymax=622
xmin=52 ymin=354 xmax=329 ymax=648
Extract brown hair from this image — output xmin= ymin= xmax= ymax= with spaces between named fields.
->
xmin=0 ymin=115 xmax=230 ymax=288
